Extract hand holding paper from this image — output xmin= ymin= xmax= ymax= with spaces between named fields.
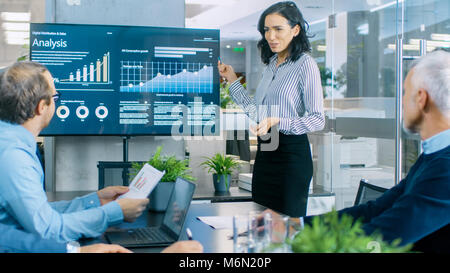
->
xmin=97 ymin=186 xmax=130 ymax=205
xmin=116 ymin=198 xmax=149 ymax=222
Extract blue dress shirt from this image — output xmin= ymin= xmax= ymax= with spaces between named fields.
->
xmin=0 ymin=222 xmax=67 ymax=253
xmin=0 ymin=120 xmax=123 ymax=243
xmin=422 ymin=129 xmax=450 ymax=154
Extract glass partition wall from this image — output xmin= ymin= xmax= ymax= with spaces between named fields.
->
xmin=213 ymin=0 xmax=448 ymax=210
xmin=309 ymin=0 xmax=449 ymax=210
xmin=401 ymin=0 xmax=449 ymax=175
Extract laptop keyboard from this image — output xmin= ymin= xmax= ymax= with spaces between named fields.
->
xmin=130 ymin=227 xmax=172 ymax=243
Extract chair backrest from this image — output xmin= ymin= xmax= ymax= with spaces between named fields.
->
xmin=97 ymin=161 xmax=146 ymax=189
xmin=354 ymin=179 xmax=388 ymax=206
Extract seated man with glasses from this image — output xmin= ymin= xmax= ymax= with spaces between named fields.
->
xmin=0 ymin=61 xmax=203 ymax=253
xmin=52 ymin=90 xmax=61 ymax=103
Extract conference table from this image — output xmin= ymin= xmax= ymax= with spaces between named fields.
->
xmin=104 ymin=201 xmax=267 ymax=253
xmin=47 ymin=191 xmax=267 ymax=253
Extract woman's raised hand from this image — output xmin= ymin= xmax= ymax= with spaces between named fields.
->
xmin=217 ymin=60 xmax=238 ymax=83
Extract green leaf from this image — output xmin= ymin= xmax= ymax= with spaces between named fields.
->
xmin=130 ymin=145 xmax=196 ymax=183
xmin=200 ymin=153 xmax=240 ymax=175
xmin=289 ymin=209 xmax=412 ymax=253
xmin=220 ymin=78 xmax=244 ymax=109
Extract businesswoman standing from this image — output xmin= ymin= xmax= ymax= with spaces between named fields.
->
xmin=218 ymin=1 xmax=324 ymax=217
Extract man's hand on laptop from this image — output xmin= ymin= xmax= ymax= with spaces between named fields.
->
xmin=161 ymin=241 xmax=203 ymax=253
xmin=116 ymin=198 xmax=149 ymax=222
xmin=97 ymin=186 xmax=129 ymax=205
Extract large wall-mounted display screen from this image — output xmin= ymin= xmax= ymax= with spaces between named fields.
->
xmin=30 ymin=23 xmax=220 ymax=136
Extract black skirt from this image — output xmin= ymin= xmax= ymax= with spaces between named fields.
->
xmin=252 ymin=132 xmax=313 ymax=217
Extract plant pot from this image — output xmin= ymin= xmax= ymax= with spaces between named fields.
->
xmin=213 ymin=174 xmax=231 ymax=193
xmin=149 ymin=182 xmax=175 ymax=212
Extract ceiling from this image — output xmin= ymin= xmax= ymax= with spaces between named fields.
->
xmin=0 ymin=0 xmax=448 ymax=68
xmin=185 ymin=0 xmax=448 ymax=41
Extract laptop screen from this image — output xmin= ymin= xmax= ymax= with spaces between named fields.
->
xmin=162 ymin=177 xmax=196 ymax=236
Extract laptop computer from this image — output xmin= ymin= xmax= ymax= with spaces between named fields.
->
xmin=105 ymin=177 xmax=196 ymax=247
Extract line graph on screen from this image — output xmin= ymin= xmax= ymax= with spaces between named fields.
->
xmin=120 ymin=61 xmax=213 ymax=93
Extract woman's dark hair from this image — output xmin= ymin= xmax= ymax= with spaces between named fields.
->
xmin=257 ymin=1 xmax=312 ymax=65
xmin=0 ymin=61 xmax=51 ymax=124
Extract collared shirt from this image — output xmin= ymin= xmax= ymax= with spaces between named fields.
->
xmin=422 ymin=129 xmax=450 ymax=154
xmin=0 ymin=120 xmax=123 ymax=243
xmin=229 ymin=53 xmax=325 ymax=135
xmin=0 ymin=222 xmax=67 ymax=253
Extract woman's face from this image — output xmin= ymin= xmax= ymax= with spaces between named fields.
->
xmin=264 ymin=13 xmax=300 ymax=55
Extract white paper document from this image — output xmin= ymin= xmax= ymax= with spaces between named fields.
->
xmin=197 ymin=216 xmax=248 ymax=230
xmin=117 ymin=163 xmax=165 ymax=200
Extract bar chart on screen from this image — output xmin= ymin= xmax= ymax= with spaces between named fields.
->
xmin=62 ymin=52 xmax=111 ymax=84
xmin=57 ymin=52 xmax=112 ymax=86
xmin=31 ymin=50 xmax=113 ymax=92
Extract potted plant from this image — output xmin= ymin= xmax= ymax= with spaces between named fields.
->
xmin=285 ymin=209 xmax=412 ymax=253
xmin=131 ymin=146 xmax=195 ymax=211
xmin=220 ymin=77 xmax=245 ymax=109
xmin=200 ymin=153 xmax=240 ymax=192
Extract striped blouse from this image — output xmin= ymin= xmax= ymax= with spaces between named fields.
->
xmin=228 ymin=53 xmax=325 ymax=135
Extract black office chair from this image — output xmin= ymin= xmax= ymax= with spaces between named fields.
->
xmin=354 ymin=179 xmax=388 ymax=206
xmin=97 ymin=161 xmax=145 ymax=190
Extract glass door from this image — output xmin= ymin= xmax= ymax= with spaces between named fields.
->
xmin=311 ymin=0 xmax=449 ymax=210
xmin=310 ymin=0 xmax=402 ymax=210
xmin=399 ymin=0 xmax=450 ymax=177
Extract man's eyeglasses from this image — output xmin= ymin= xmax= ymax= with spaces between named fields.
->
xmin=52 ymin=91 xmax=61 ymax=103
